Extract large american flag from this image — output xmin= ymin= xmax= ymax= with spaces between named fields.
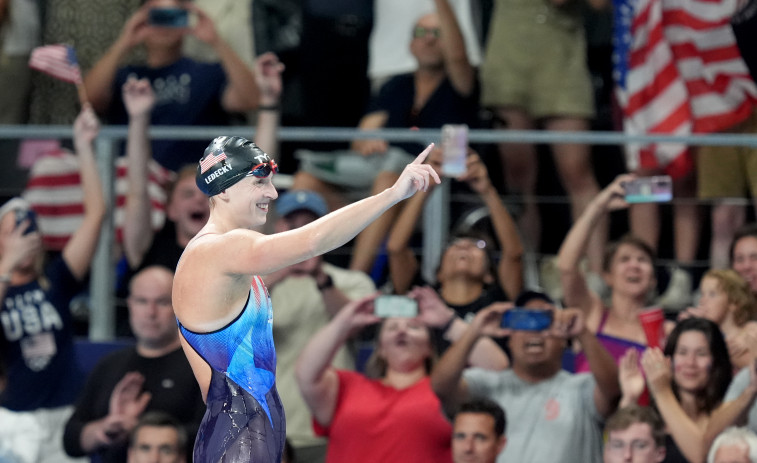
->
xmin=613 ymin=0 xmax=757 ymax=177
xmin=28 ymin=44 xmax=83 ymax=84
xmin=23 ymin=151 xmax=173 ymax=250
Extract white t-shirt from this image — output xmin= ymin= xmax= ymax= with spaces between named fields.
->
xmin=724 ymin=366 xmax=757 ymax=433
xmin=2 ymin=0 xmax=41 ymax=56
xmin=464 ymin=368 xmax=604 ymax=463
xmin=368 ymin=0 xmax=482 ymax=81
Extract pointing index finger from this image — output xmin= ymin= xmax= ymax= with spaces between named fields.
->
xmin=412 ymin=143 xmax=435 ymax=165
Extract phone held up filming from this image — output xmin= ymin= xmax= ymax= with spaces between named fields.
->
xmin=623 ymin=175 xmax=673 ymax=203
xmin=374 ymin=295 xmax=419 ymax=318
xmin=148 ymin=7 xmax=189 ymax=28
xmin=500 ymin=308 xmax=553 ymax=331
xmin=15 ymin=209 xmax=38 ymax=235
xmin=441 ymin=124 xmax=468 ymax=178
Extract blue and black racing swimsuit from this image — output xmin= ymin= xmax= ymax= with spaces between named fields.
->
xmin=179 ymin=275 xmax=285 ymax=463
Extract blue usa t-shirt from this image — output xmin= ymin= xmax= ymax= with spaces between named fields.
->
xmin=0 ymin=258 xmax=84 ymax=411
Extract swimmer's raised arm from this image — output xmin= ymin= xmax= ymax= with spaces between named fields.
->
xmin=184 ymin=141 xmax=439 ymax=278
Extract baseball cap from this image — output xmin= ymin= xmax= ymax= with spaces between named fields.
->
xmin=195 ymin=136 xmax=278 ymax=197
xmin=276 ymin=190 xmax=329 ymax=218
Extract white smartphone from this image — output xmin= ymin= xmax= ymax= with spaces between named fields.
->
xmin=441 ymin=124 xmax=468 ymax=177
xmin=374 ymin=295 xmax=419 ymax=318
xmin=624 ymin=176 xmax=673 ymax=203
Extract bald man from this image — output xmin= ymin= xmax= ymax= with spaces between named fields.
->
xmin=63 ymin=266 xmax=204 ymax=463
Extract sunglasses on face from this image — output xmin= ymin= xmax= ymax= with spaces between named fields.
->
xmin=413 ymin=26 xmax=441 ymax=39
xmin=247 ymin=160 xmax=279 ymax=178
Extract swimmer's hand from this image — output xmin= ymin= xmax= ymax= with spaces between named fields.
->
xmin=391 ymin=143 xmax=441 ymax=201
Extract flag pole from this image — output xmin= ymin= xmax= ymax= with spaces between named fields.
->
xmin=76 ymin=81 xmax=89 ymax=107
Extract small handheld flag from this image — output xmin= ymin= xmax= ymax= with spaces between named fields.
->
xmin=29 ymin=44 xmax=88 ymax=105
xmin=29 ymin=44 xmax=82 ymax=84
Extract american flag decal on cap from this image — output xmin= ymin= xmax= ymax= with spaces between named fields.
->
xmin=200 ymin=151 xmax=227 ymax=173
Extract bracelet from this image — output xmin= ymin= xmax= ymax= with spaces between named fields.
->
xmin=258 ymin=104 xmax=280 ymax=111
xmin=316 ymin=274 xmax=334 ymax=291
xmin=440 ymin=314 xmax=458 ymax=334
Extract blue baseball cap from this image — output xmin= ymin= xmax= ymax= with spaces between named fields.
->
xmin=276 ymin=190 xmax=329 ymax=218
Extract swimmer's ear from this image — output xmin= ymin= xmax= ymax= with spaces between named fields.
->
xmin=216 ymin=189 xmax=231 ymax=203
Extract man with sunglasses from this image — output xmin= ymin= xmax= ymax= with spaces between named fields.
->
xmin=172 ymin=136 xmax=439 ymax=462
xmin=291 ymin=0 xmax=480 ymax=277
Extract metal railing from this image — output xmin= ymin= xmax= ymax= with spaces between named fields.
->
xmin=1 ymin=124 xmax=756 ymax=340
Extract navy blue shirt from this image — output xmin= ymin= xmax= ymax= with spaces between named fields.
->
xmin=0 ymin=258 xmax=84 ymax=411
xmin=110 ymin=57 xmax=229 ymax=171
xmin=369 ymin=73 xmax=480 ymax=154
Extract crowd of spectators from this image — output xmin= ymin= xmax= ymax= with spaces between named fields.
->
xmin=2 ymin=0 xmax=757 ymax=462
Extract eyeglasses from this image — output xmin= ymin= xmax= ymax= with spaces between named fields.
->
xmin=247 ymin=160 xmax=279 ymax=178
xmin=413 ymin=26 xmax=441 ymax=39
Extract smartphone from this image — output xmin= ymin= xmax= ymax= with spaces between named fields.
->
xmin=374 ymin=295 xmax=419 ymax=318
xmin=15 ymin=209 xmax=37 ymax=235
xmin=148 ymin=8 xmax=189 ymax=28
xmin=624 ymin=176 xmax=673 ymax=203
xmin=441 ymin=124 xmax=468 ymax=178
xmin=501 ymin=308 xmax=553 ymax=331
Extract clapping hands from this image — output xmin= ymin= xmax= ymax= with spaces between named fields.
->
xmin=96 ymin=372 xmax=152 ymax=447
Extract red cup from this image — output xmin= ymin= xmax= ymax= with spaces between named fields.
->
xmin=639 ymin=307 xmax=665 ymax=348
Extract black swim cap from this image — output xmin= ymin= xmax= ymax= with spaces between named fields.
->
xmin=195 ymin=136 xmax=277 ymax=196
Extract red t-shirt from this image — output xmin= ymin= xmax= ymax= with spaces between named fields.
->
xmin=313 ymin=370 xmax=453 ymax=463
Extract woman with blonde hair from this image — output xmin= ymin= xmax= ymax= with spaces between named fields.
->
xmin=682 ymin=269 xmax=757 ymax=370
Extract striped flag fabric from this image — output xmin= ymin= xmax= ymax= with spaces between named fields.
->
xmin=613 ymin=0 xmax=757 ymax=177
xmin=23 ymin=150 xmax=173 ymax=250
xmin=28 ymin=44 xmax=83 ymax=84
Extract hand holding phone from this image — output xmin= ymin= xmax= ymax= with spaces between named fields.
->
xmin=623 ymin=176 xmax=672 ymax=203
xmin=500 ymin=308 xmax=553 ymax=331
xmin=15 ymin=209 xmax=38 ymax=235
xmin=374 ymin=295 xmax=419 ymax=318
